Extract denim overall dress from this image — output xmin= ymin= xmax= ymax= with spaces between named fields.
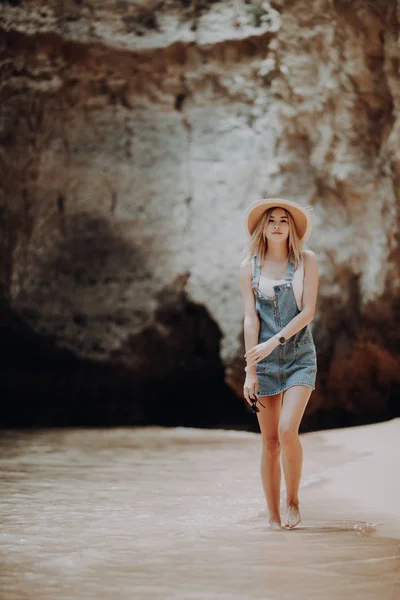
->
xmin=251 ymin=254 xmax=317 ymax=396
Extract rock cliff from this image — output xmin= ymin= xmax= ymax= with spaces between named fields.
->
xmin=0 ymin=0 xmax=399 ymax=428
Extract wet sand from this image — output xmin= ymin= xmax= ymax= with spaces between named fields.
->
xmin=0 ymin=419 xmax=399 ymax=599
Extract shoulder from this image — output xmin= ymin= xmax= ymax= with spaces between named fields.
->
xmin=240 ymin=257 xmax=254 ymax=289
xmin=302 ymin=250 xmax=318 ymax=276
xmin=302 ymin=249 xmax=317 ymax=264
xmin=240 ymin=256 xmax=253 ymax=273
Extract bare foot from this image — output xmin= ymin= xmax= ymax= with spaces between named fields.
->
xmin=284 ymin=504 xmax=301 ymax=529
xmin=268 ymin=517 xmax=282 ymax=531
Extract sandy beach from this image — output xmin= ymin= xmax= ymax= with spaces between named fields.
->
xmin=0 ymin=419 xmax=399 ymax=599
xmin=304 ymin=418 xmax=400 ymax=541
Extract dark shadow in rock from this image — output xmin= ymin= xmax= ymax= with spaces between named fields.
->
xmin=0 ymin=213 xmax=255 ymax=429
xmin=0 ymin=296 xmax=256 ymax=429
xmin=13 ymin=213 xmax=152 ymax=359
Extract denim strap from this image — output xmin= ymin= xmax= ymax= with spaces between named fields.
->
xmin=251 ymin=254 xmax=261 ymax=288
xmin=285 ymin=259 xmax=295 ymax=282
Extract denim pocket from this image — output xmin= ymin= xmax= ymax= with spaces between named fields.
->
xmin=294 ymin=341 xmax=316 ymax=367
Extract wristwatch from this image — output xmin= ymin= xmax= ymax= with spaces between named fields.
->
xmin=276 ymin=333 xmax=286 ymax=345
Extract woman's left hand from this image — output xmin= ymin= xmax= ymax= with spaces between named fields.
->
xmin=244 ymin=338 xmax=277 ymax=367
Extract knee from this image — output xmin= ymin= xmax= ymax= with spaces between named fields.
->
xmin=278 ymin=424 xmax=298 ymax=447
xmin=262 ymin=437 xmax=280 ymax=456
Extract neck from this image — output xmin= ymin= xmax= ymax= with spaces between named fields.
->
xmin=264 ymin=244 xmax=289 ymax=262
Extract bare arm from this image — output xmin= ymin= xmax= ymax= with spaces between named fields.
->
xmin=275 ymin=249 xmax=319 ymax=342
xmin=240 ymin=258 xmax=260 ymax=403
xmin=239 ymin=258 xmax=260 ymax=376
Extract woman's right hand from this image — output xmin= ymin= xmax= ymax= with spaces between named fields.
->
xmin=243 ymin=370 xmax=258 ymax=406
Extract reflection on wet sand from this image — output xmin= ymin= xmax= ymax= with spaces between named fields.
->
xmin=0 ymin=423 xmax=399 ymax=599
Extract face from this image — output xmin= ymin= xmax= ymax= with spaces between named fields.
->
xmin=264 ymin=207 xmax=290 ymax=243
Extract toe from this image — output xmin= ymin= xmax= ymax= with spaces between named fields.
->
xmin=285 ymin=506 xmax=301 ymax=529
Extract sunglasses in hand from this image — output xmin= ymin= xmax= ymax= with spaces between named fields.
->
xmin=249 ymin=396 xmax=265 ymax=413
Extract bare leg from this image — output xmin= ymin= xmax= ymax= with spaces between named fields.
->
xmin=256 ymin=392 xmax=282 ymax=528
xmin=279 ymin=385 xmax=312 ymax=529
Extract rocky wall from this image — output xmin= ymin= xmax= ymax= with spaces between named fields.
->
xmin=0 ymin=0 xmax=399 ymax=428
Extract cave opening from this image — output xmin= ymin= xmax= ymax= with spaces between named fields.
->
xmin=0 ymin=296 xmax=255 ymax=431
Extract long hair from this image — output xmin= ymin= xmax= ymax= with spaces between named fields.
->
xmin=241 ymin=206 xmax=307 ymax=270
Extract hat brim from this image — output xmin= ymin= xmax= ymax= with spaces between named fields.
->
xmin=244 ymin=198 xmax=312 ymax=242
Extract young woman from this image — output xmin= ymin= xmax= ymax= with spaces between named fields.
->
xmin=240 ymin=198 xmax=319 ymax=530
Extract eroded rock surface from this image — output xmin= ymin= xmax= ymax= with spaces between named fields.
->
xmin=0 ymin=0 xmax=399 ymax=428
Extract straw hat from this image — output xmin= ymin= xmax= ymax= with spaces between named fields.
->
xmin=244 ymin=198 xmax=313 ymax=242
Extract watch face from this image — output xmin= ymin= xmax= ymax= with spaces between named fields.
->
xmin=279 ymin=336 xmax=286 ymax=344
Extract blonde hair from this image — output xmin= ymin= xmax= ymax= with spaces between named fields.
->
xmin=241 ymin=206 xmax=307 ymax=270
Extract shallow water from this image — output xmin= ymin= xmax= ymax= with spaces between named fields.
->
xmin=0 ymin=427 xmax=399 ymax=599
